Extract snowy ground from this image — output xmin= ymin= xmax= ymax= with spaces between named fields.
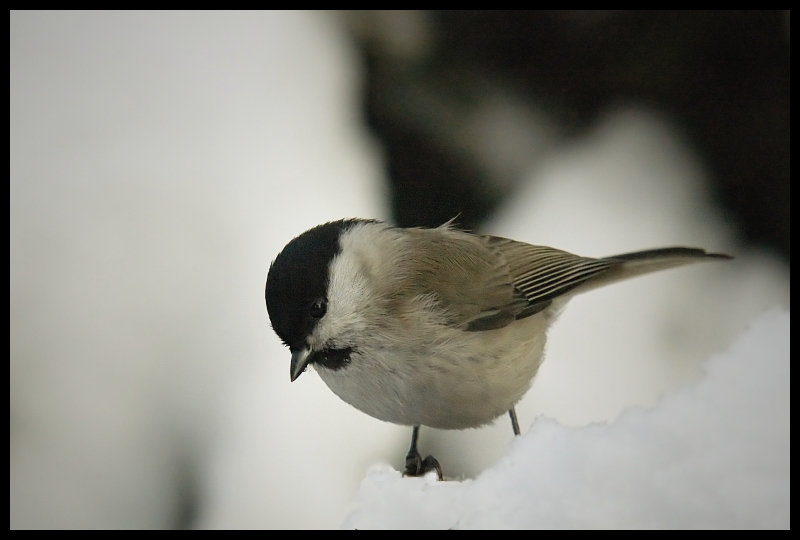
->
xmin=345 ymin=309 xmax=790 ymax=529
xmin=11 ymin=12 xmax=789 ymax=529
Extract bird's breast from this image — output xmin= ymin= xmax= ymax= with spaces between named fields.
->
xmin=315 ymin=313 xmax=548 ymax=429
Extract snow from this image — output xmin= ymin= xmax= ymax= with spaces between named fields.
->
xmin=11 ymin=11 xmax=389 ymax=529
xmin=345 ymin=309 xmax=790 ymax=529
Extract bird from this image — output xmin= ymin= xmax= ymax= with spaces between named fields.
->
xmin=264 ymin=218 xmax=731 ymax=479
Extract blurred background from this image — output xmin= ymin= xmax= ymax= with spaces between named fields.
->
xmin=10 ymin=11 xmax=789 ymax=528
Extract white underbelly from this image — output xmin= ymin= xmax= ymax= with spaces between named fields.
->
xmin=316 ymin=313 xmax=548 ymax=429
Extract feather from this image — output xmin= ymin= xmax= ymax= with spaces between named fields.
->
xmin=403 ymin=226 xmax=730 ymax=332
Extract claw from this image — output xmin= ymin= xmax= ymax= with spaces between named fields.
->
xmin=403 ymin=425 xmax=443 ymax=480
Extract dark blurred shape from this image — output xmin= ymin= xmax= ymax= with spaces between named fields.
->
xmin=349 ymin=11 xmax=789 ymax=259
xmin=173 ymin=453 xmax=201 ymax=530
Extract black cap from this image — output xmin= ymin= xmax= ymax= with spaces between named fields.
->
xmin=265 ymin=219 xmax=369 ymax=351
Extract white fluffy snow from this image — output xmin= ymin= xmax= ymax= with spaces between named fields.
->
xmin=345 ymin=309 xmax=790 ymax=529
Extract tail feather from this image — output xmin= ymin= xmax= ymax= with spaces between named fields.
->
xmin=577 ymin=248 xmax=732 ymax=293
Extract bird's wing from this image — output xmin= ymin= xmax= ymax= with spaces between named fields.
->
xmin=484 ymin=236 xmax=731 ymax=320
xmin=482 ymin=236 xmax=613 ymax=320
xmin=399 ymin=226 xmax=729 ymax=332
xmin=396 ymin=227 xmax=529 ymax=331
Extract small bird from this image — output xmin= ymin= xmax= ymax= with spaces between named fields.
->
xmin=265 ymin=219 xmax=731 ymax=478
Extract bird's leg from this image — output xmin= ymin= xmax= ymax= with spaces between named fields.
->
xmin=403 ymin=425 xmax=443 ymax=480
xmin=509 ymin=408 xmax=520 ymax=436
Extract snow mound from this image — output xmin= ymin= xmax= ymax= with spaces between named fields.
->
xmin=344 ymin=309 xmax=789 ymax=529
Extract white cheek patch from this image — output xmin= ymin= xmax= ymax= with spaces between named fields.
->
xmin=311 ymin=222 xmax=393 ymax=348
xmin=317 ymin=252 xmax=370 ymax=346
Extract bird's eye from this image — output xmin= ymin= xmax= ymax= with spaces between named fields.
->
xmin=309 ymin=298 xmax=327 ymax=319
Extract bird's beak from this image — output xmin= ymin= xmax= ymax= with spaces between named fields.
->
xmin=290 ymin=348 xmax=311 ymax=382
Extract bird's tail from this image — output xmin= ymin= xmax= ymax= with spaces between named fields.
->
xmin=575 ymin=247 xmax=732 ymax=294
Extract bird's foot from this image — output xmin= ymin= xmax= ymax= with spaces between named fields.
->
xmin=403 ymin=448 xmax=443 ymax=480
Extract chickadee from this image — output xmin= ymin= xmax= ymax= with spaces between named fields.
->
xmin=265 ymin=219 xmax=731 ymax=478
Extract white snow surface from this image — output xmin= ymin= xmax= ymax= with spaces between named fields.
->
xmin=344 ymin=309 xmax=790 ymax=529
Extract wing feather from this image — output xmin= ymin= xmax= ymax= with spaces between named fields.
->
xmin=485 ymin=236 xmax=729 ymax=308
xmin=483 ymin=237 xmax=613 ymax=305
xmin=394 ymin=225 xmax=728 ymax=332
